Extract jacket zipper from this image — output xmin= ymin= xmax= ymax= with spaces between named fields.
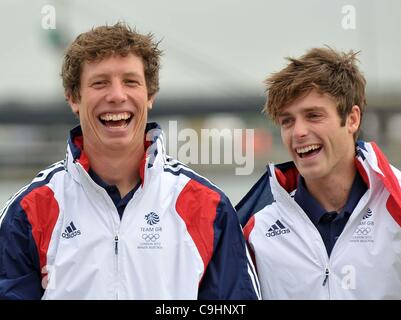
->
xmin=322 ymin=267 xmax=329 ymax=286
xmin=115 ymin=235 xmax=119 ymax=255
xmin=114 ymin=233 xmax=119 ymax=299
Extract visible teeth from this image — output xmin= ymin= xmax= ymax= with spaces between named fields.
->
xmin=296 ymin=144 xmax=321 ymax=154
xmin=99 ymin=112 xmax=131 ymax=121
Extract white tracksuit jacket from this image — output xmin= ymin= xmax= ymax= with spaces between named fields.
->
xmin=237 ymin=141 xmax=401 ymax=299
xmin=0 ymin=123 xmax=260 ymax=300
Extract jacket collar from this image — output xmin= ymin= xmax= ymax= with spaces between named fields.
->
xmin=269 ymin=141 xmax=389 ymax=192
xmin=269 ymin=141 xmax=401 ymax=224
xmin=238 ymin=140 xmax=401 ymax=227
xmin=355 ymin=141 xmax=401 ymax=225
xmin=65 ymin=122 xmax=167 ymax=187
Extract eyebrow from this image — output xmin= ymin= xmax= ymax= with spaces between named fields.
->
xmin=87 ymin=72 xmax=143 ymax=82
xmin=278 ymin=106 xmax=326 ymax=117
xmin=122 ymin=72 xmax=143 ymax=78
xmin=303 ymin=106 xmax=326 ymax=112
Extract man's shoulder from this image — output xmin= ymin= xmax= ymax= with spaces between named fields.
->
xmin=160 ymin=157 xmax=239 ymax=220
xmin=163 ymin=156 xmax=226 ymax=195
xmin=358 ymin=141 xmax=401 ymax=186
xmin=0 ymin=161 xmax=65 ymax=224
xmin=235 ymin=161 xmax=299 ymax=226
xmin=236 ymin=168 xmax=275 ymax=227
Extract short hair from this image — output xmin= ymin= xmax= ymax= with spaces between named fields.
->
xmin=263 ymin=46 xmax=366 ymax=136
xmin=61 ymin=22 xmax=162 ymax=102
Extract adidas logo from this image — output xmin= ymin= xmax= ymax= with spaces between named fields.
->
xmin=62 ymin=221 xmax=81 ymax=239
xmin=265 ymin=219 xmax=290 ymax=238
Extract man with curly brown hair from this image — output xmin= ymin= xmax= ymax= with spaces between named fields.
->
xmin=237 ymin=47 xmax=401 ymax=299
xmin=0 ymin=23 xmax=260 ymax=300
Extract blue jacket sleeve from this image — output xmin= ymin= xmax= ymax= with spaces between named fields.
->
xmin=0 ymin=201 xmax=43 ymax=300
xmin=236 ymin=171 xmax=273 ymax=227
xmin=198 ymin=195 xmax=260 ymax=300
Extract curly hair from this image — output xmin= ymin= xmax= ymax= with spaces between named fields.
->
xmin=61 ymin=22 xmax=162 ymax=102
xmin=263 ymin=46 xmax=366 ymax=137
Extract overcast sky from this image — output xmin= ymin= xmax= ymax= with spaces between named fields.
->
xmin=1 ymin=0 xmax=400 ymax=105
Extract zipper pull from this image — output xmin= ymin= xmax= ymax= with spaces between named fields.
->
xmin=114 ymin=235 xmax=119 ymax=255
xmin=322 ymin=268 xmax=329 ymax=286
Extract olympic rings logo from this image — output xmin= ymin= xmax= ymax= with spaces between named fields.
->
xmin=355 ymin=227 xmax=371 ymax=235
xmin=142 ymin=233 xmax=160 ymax=242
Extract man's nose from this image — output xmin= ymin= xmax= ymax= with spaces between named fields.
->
xmin=292 ymin=118 xmax=309 ymax=138
xmin=106 ymin=81 xmax=127 ymax=104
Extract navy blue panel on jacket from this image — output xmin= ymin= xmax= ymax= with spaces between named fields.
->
xmin=0 ymin=163 xmax=64 ymax=300
xmin=198 ymin=193 xmax=259 ymax=299
xmin=236 ymin=170 xmax=273 ymax=227
xmin=0 ymin=201 xmax=43 ymax=299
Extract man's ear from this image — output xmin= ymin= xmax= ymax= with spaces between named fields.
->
xmin=347 ymin=105 xmax=361 ymax=134
xmin=148 ymin=94 xmax=156 ymax=110
xmin=66 ymin=93 xmax=80 ymax=116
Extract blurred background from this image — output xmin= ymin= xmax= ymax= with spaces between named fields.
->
xmin=1 ymin=0 xmax=401 ymax=205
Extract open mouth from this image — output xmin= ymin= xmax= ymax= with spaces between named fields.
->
xmin=99 ymin=112 xmax=133 ymax=129
xmin=296 ymin=144 xmax=322 ymax=158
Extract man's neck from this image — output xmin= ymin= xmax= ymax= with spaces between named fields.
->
xmin=304 ymin=163 xmax=357 ymax=213
xmin=85 ymin=142 xmax=145 ymax=198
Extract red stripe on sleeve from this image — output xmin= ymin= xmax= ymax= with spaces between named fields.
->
xmin=20 ymin=186 xmax=60 ymax=276
xmin=387 ymin=195 xmax=401 ymax=226
xmin=371 ymin=142 xmax=401 ymax=226
xmin=175 ymin=179 xmax=219 ymax=272
xmin=243 ymin=216 xmax=257 ymax=271
xmin=243 ymin=215 xmax=255 ymax=241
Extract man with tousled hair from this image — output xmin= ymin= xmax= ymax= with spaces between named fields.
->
xmin=0 ymin=23 xmax=260 ymax=300
xmin=237 ymin=47 xmax=401 ymax=299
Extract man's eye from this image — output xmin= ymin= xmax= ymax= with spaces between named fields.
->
xmin=280 ymin=118 xmax=293 ymax=126
xmin=125 ymin=79 xmax=139 ymax=86
xmin=91 ymin=81 xmax=106 ymax=88
xmin=308 ymin=113 xmax=321 ymax=119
